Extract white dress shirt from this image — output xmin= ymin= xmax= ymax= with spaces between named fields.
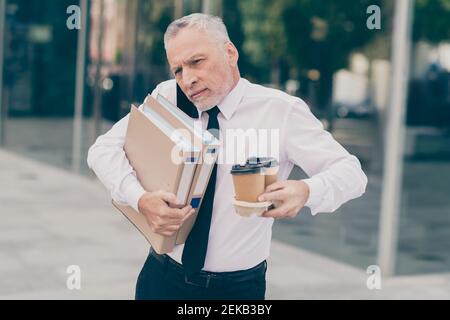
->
xmin=87 ymin=78 xmax=367 ymax=272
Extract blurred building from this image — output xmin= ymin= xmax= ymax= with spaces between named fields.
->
xmin=1 ymin=0 xmax=449 ymax=277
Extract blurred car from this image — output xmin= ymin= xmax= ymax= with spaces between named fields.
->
xmin=333 ymin=100 xmax=376 ymax=119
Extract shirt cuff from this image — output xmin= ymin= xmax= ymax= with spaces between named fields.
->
xmin=302 ymin=177 xmax=326 ymax=216
xmin=122 ymin=175 xmax=146 ymax=213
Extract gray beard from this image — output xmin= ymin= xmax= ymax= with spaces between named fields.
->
xmin=193 ymin=73 xmax=235 ymax=111
xmin=193 ymin=95 xmax=225 ymax=111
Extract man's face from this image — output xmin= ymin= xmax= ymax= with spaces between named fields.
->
xmin=166 ymin=27 xmax=238 ymax=111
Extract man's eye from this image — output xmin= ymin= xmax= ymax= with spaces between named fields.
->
xmin=193 ymin=59 xmax=203 ymax=65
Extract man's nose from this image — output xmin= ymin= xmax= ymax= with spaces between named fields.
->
xmin=182 ymin=68 xmax=198 ymax=88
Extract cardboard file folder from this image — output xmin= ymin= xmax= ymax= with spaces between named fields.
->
xmin=113 ymin=105 xmax=201 ymax=254
xmin=113 ymin=97 xmax=220 ymax=254
xmin=145 ymin=94 xmax=220 ymax=245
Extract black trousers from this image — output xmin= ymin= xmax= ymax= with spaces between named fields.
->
xmin=135 ymin=250 xmax=267 ymax=300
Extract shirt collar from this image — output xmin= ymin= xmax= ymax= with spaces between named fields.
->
xmin=197 ymin=78 xmax=247 ymax=120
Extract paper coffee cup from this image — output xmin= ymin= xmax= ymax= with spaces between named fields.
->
xmin=264 ymin=167 xmax=278 ymax=186
xmin=230 ymin=163 xmax=265 ymax=202
xmin=247 ymin=157 xmax=279 ymax=188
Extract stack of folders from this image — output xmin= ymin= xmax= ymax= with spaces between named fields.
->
xmin=112 ymin=94 xmax=220 ymax=254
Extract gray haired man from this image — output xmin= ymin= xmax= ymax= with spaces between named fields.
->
xmin=87 ymin=13 xmax=367 ymax=300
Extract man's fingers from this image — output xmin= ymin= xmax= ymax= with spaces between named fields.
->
xmin=264 ymin=180 xmax=287 ymax=193
xmin=261 ymin=205 xmax=289 ymax=218
xmin=258 ymin=181 xmax=290 ymax=201
xmin=163 ymin=205 xmax=193 ymax=220
xmin=173 ymin=207 xmax=195 ymax=223
xmin=158 ymin=191 xmax=182 ymax=207
xmin=157 ymin=208 xmax=196 ymax=232
xmin=258 ymin=189 xmax=286 ymax=202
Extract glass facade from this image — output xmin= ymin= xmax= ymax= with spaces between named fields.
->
xmin=396 ymin=1 xmax=450 ymax=274
xmin=1 ymin=0 xmax=78 ymax=169
xmin=1 ymin=0 xmax=449 ymax=276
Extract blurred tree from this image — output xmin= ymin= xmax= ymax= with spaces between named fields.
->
xmin=222 ymin=0 xmax=254 ymax=82
xmin=407 ymin=0 xmax=450 ymax=128
xmin=281 ymin=0 xmax=383 ymax=118
xmin=238 ymin=0 xmax=288 ymax=84
xmin=137 ymin=0 xmax=173 ymax=87
xmin=413 ymin=0 xmax=450 ymax=43
xmin=234 ymin=0 xmax=386 ymax=120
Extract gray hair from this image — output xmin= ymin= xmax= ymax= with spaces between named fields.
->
xmin=164 ymin=13 xmax=230 ymax=50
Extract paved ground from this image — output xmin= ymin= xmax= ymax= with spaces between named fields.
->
xmin=1 ymin=148 xmax=450 ymax=300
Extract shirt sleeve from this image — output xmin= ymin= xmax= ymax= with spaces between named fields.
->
xmin=86 ymin=85 xmax=162 ymax=212
xmin=285 ymin=99 xmax=368 ymax=215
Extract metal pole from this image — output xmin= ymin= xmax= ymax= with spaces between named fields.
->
xmin=71 ymin=0 xmax=88 ymax=173
xmin=202 ymin=0 xmax=223 ymax=16
xmin=202 ymin=0 xmax=211 ymax=14
xmin=91 ymin=0 xmax=105 ymax=145
xmin=174 ymin=0 xmax=183 ymax=18
xmin=0 ymin=0 xmax=6 ymax=145
xmin=378 ymin=0 xmax=414 ymax=276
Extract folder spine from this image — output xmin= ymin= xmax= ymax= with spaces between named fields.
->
xmin=175 ymin=145 xmax=219 ymax=245
xmin=176 ymin=152 xmax=199 ymax=204
xmin=193 ymin=151 xmax=216 ymax=196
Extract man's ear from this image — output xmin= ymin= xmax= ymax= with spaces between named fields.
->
xmin=225 ymin=42 xmax=239 ymax=67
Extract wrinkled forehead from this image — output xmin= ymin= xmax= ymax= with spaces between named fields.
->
xmin=165 ymin=27 xmax=222 ymax=65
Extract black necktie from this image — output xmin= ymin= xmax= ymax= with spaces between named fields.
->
xmin=181 ymin=106 xmax=220 ymax=275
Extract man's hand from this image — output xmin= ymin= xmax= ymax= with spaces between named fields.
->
xmin=138 ymin=190 xmax=195 ymax=237
xmin=258 ymin=180 xmax=310 ymax=219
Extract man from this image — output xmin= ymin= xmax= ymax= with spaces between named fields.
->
xmin=87 ymin=13 xmax=367 ymax=300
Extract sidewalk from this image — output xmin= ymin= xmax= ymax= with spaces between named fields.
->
xmin=1 ymin=148 xmax=449 ymax=300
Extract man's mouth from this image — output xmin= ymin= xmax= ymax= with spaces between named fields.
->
xmin=190 ymin=88 xmax=208 ymax=100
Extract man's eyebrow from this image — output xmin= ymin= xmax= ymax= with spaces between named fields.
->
xmin=171 ymin=55 xmax=205 ymax=73
xmin=187 ymin=54 xmax=205 ymax=62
